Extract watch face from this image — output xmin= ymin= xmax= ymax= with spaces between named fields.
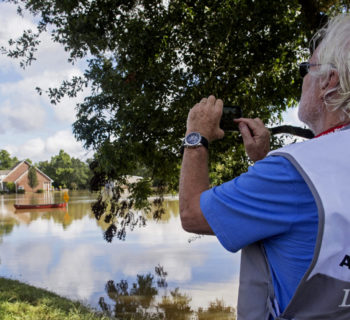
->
xmin=185 ymin=132 xmax=201 ymax=145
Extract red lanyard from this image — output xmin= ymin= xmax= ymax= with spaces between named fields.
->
xmin=314 ymin=123 xmax=350 ymax=138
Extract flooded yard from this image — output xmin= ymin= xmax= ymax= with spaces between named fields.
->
xmin=0 ymin=191 xmax=240 ymax=318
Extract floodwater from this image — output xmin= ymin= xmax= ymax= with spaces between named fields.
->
xmin=0 ymin=191 xmax=240 ymax=318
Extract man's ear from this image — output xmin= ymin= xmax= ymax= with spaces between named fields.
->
xmin=321 ymin=69 xmax=340 ymax=97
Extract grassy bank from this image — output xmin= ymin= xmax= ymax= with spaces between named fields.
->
xmin=0 ymin=277 xmax=108 ymax=320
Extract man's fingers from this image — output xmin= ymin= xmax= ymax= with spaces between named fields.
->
xmin=214 ymin=98 xmax=223 ymax=117
xmin=239 ymin=122 xmax=254 ymax=145
xmin=254 ymin=117 xmax=264 ymax=124
xmin=206 ymin=95 xmax=216 ymax=109
xmin=235 ymin=118 xmax=266 ymax=135
xmin=214 ymin=98 xmax=223 ymax=108
xmin=235 ymin=117 xmax=270 ymax=162
xmin=200 ymin=98 xmax=208 ymax=104
xmin=235 ymin=118 xmax=259 ymax=130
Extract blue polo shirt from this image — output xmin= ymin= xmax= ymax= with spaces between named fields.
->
xmin=200 ymin=155 xmax=318 ymax=312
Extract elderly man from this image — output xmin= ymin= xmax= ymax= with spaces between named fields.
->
xmin=179 ymin=14 xmax=350 ymax=320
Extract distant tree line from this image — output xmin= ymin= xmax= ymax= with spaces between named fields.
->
xmin=0 ymin=149 xmax=92 ymax=190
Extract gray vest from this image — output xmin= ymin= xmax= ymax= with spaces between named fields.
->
xmin=237 ymin=128 xmax=350 ymax=320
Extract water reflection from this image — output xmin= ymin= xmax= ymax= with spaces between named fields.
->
xmin=0 ymin=191 xmax=96 ymax=230
xmin=0 ymin=191 xmax=239 ymax=314
xmin=100 ymin=266 xmax=236 ymax=320
xmin=0 ymin=191 xmax=183 ymax=238
xmin=91 ymin=183 xmax=179 ymax=242
xmin=0 ymin=222 xmax=14 ymax=248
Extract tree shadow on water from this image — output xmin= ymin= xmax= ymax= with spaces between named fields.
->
xmin=98 ymin=265 xmax=236 ymax=320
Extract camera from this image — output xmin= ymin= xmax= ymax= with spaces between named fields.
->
xmin=220 ymin=105 xmax=242 ymax=131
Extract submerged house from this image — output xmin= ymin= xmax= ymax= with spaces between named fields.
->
xmin=0 ymin=161 xmax=53 ymax=192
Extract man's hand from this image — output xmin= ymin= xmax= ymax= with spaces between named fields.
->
xmin=186 ymin=95 xmax=225 ymax=142
xmin=234 ymin=118 xmax=270 ymax=162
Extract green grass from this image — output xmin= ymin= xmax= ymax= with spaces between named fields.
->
xmin=0 ymin=277 xmax=109 ymax=320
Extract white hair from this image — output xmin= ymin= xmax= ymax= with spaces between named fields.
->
xmin=311 ymin=14 xmax=350 ymax=120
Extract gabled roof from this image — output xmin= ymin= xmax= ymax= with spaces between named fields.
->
xmin=0 ymin=161 xmax=21 ymax=177
xmin=31 ymin=164 xmax=53 ymax=182
xmin=15 ymin=165 xmax=53 ymax=183
xmin=3 ymin=160 xmax=53 ymax=182
xmin=2 ymin=161 xmax=25 ymax=179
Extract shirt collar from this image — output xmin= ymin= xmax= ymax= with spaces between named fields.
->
xmin=314 ymin=123 xmax=350 ymax=138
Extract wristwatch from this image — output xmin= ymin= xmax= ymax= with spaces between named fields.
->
xmin=180 ymin=132 xmax=209 ymax=154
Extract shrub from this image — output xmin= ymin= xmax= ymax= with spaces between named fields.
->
xmin=17 ymin=189 xmax=25 ymax=194
xmin=70 ymin=182 xmax=78 ymax=190
xmin=36 ymin=189 xmax=44 ymax=193
xmin=4 ymin=182 xmax=16 ymax=193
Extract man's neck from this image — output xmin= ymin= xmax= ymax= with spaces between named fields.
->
xmin=310 ymin=110 xmax=348 ymax=136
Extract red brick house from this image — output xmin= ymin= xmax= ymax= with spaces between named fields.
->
xmin=0 ymin=161 xmax=53 ymax=192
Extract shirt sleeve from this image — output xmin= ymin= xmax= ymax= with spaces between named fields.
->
xmin=200 ymin=155 xmax=304 ymax=253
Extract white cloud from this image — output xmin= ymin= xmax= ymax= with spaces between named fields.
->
xmin=52 ymin=90 xmax=87 ymax=123
xmin=0 ymin=2 xmax=90 ymax=163
xmin=46 ymin=130 xmax=87 ymax=157
xmin=0 ymin=100 xmax=46 ymax=133
xmin=0 ymin=33 xmax=86 ymax=128
xmin=281 ymin=106 xmax=304 ymax=127
xmin=0 ymin=3 xmax=35 ymax=40
xmin=0 ymin=3 xmax=37 ymax=71
xmin=0 ymin=2 xmax=83 ymax=80
xmin=17 ymin=138 xmax=46 ymax=159
xmin=4 ymin=129 xmax=88 ymax=162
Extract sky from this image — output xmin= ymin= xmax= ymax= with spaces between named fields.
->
xmin=0 ymin=2 xmax=305 ymax=164
xmin=0 ymin=2 xmax=90 ymax=163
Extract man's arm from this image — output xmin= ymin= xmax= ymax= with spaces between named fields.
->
xmin=179 ymin=96 xmax=270 ymax=235
xmin=179 ymin=146 xmax=213 ymax=234
xmin=179 ymin=95 xmax=224 ymax=234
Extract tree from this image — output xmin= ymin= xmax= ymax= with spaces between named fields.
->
xmin=50 ymin=150 xmax=74 ymax=189
xmin=37 ymin=150 xmax=91 ymax=189
xmin=2 ymin=0 xmax=349 ymax=240
xmin=70 ymin=157 xmax=92 ymax=189
xmin=28 ymin=166 xmax=38 ymax=191
xmin=0 ymin=150 xmax=18 ymax=170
